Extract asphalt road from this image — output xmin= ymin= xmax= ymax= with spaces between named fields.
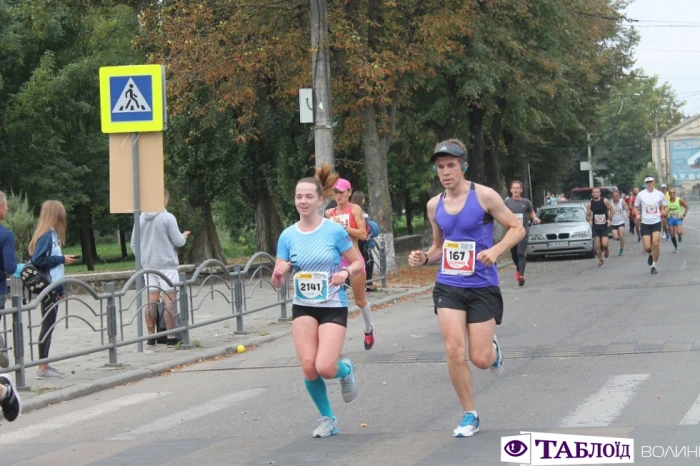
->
xmin=2 ymin=214 xmax=700 ymax=465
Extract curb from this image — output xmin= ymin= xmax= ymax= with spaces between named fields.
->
xmin=20 ymin=284 xmax=435 ymax=414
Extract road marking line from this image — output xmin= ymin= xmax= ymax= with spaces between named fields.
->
xmin=109 ymin=387 xmax=266 ymax=440
xmin=680 ymin=393 xmax=700 ymax=425
xmin=559 ymin=374 xmax=649 ymax=428
xmin=0 ymin=392 xmax=169 ymax=445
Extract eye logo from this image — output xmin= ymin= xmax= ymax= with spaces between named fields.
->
xmin=503 ymin=439 xmax=528 ymax=457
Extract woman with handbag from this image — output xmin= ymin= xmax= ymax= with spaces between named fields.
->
xmin=28 ymin=200 xmax=77 ymax=379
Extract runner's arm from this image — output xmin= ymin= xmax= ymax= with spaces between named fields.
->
xmin=408 ymin=196 xmax=443 ymax=266
xmin=529 ymin=202 xmax=540 ymax=224
xmin=586 ymin=202 xmax=592 ymax=224
xmin=336 ymin=247 xmax=363 ymax=284
xmin=681 ymin=199 xmax=690 ymax=218
xmin=605 ymin=200 xmax=613 ymax=224
xmin=271 ymin=257 xmax=291 ymax=288
xmin=345 ymin=204 xmax=367 ymax=241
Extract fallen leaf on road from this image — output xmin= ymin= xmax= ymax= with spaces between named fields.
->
xmin=360 ymin=423 xmax=368 ymax=428
xmin=381 ymin=381 xmax=387 ymax=385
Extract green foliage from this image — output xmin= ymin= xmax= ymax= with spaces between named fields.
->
xmin=595 ymin=76 xmax=685 ymax=192
xmin=1 ymin=191 xmax=36 ymax=260
xmin=634 ymin=163 xmax=660 ymax=189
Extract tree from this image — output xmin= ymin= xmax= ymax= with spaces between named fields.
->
xmin=1 ymin=1 xmax=143 ymax=269
xmin=594 ymin=75 xmax=685 ymax=192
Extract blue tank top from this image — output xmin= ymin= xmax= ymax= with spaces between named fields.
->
xmin=435 ymin=182 xmax=499 ymax=288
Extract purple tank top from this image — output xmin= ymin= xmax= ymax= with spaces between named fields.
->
xmin=435 ymin=182 xmax=499 ymax=288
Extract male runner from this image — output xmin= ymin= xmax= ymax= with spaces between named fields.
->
xmin=666 ymin=188 xmax=689 ymax=253
xmin=505 ymin=181 xmax=540 ymax=286
xmin=408 ymin=139 xmax=525 ymax=437
xmin=586 ymin=188 xmax=613 ymax=267
xmin=634 ymin=177 xmax=667 ymax=274
xmin=610 ymin=190 xmax=629 ymax=256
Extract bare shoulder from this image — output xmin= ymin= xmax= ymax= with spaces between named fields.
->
xmin=473 ymin=183 xmax=502 ymax=209
xmin=427 ymin=193 xmax=442 ymax=211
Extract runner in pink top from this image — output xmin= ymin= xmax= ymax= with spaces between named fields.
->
xmin=325 ymin=178 xmax=375 ymax=350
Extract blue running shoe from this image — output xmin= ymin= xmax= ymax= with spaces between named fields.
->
xmin=453 ymin=412 xmax=480 ymax=437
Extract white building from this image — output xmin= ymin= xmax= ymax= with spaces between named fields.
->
xmin=652 ymin=114 xmax=700 ymax=193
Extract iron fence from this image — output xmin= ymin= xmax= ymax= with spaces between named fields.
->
xmin=0 ymin=245 xmax=387 ymax=390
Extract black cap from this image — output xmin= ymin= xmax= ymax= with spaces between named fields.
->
xmin=430 ymin=141 xmax=467 ymax=163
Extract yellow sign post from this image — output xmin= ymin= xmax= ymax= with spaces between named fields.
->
xmin=99 ymin=64 xmax=167 ymax=352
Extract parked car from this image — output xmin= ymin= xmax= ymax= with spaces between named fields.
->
xmin=526 ymin=203 xmax=594 ymax=260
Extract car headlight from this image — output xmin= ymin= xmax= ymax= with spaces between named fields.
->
xmin=529 ymin=234 xmax=546 ymax=241
xmin=571 ymin=229 xmax=590 ymax=238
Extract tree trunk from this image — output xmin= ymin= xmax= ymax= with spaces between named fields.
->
xmin=405 ymin=194 xmax=413 ymax=235
xmin=188 ymin=201 xmax=225 ymax=264
xmin=422 ymin=178 xmax=444 ymax=248
xmin=78 ymin=204 xmax=95 ymax=271
xmin=362 ymin=103 xmax=397 ymax=274
xmin=468 ymin=104 xmax=486 ymax=184
xmin=485 ymin=101 xmax=505 ymax=194
xmin=89 ymin=225 xmax=97 ymax=260
xmin=118 ymin=228 xmax=128 ymax=259
xmin=254 ymin=182 xmax=284 ymax=256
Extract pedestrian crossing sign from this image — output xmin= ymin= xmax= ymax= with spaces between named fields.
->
xmin=99 ymin=64 xmax=167 ymax=133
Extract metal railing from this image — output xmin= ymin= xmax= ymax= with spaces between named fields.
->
xmin=0 ymin=245 xmax=387 ymax=389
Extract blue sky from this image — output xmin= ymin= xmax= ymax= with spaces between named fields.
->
xmin=625 ymin=0 xmax=700 ymax=116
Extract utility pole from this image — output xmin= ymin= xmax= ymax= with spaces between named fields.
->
xmin=655 ymin=112 xmax=663 ymax=184
xmin=310 ymin=0 xmax=334 ymax=168
xmin=587 ymin=133 xmax=594 ymax=188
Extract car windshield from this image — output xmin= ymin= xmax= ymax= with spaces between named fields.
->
xmin=538 ymin=207 xmax=586 ymax=224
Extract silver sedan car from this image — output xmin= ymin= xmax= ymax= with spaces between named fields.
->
xmin=526 ymin=203 xmax=594 ymax=260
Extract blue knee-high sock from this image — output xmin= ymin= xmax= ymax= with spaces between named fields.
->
xmin=334 ymin=360 xmax=351 ymax=379
xmin=304 ymin=377 xmax=333 ymax=418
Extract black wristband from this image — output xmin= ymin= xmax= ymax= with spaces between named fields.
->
xmin=423 ymin=254 xmax=429 ymax=265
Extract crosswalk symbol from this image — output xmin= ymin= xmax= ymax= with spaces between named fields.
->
xmin=99 ymin=64 xmax=166 ymax=133
xmin=112 ymin=78 xmax=152 ymax=113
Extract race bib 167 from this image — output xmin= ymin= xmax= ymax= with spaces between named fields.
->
xmin=441 ymin=241 xmax=476 ymax=276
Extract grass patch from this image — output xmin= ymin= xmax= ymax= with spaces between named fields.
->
xmin=393 ymin=215 xmax=425 ymax=237
xmin=62 ymin=236 xmax=245 ymax=275
xmin=34 ymin=386 xmax=58 ymax=396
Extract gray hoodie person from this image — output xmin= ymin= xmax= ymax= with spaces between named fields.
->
xmin=131 ymin=211 xmax=187 ymax=270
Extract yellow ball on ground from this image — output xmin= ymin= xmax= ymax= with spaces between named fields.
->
xmin=236 ymin=345 xmax=246 ymax=353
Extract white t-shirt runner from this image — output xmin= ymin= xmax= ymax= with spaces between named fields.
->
xmin=634 ymin=189 xmax=667 ymax=225
xmin=611 ymin=199 xmax=626 ymax=226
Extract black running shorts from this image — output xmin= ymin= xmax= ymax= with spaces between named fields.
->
xmin=641 ymin=222 xmax=662 ymax=236
xmin=433 ymin=282 xmax=503 ymax=325
xmin=591 ymin=226 xmax=609 ymax=238
xmin=292 ymin=304 xmax=348 ymax=327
